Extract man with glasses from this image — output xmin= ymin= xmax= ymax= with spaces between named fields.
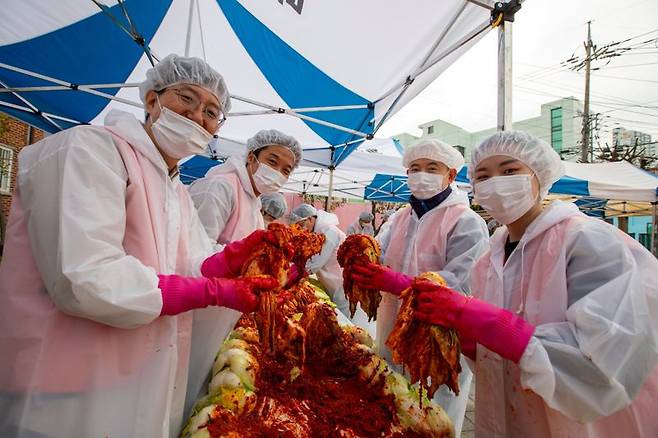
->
xmin=0 ymin=54 xmax=278 ymax=437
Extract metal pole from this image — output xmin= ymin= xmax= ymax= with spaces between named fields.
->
xmin=497 ymin=20 xmax=513 ymax=131
xmin=0 ymin=62 xmax=143 ymax=109
xmin=581 ymin=21 xmax=592 ymax=163
xmin=230 ymin=94 xmax=371 ymax=138
xmin=325 ymin=167 xmax=335 ymax=211
xmin=184 ymin=0 xmax=196 ymax=57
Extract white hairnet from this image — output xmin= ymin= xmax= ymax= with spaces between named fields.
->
xmin=403 ymin=138 xmax=465 ymax=171
xmin=291 ymin=203 xmax=317 ymax=220
xmin=247 ymin=129 xmax=302 ymax=167
xmin=139 ymin=54 xmax=231 ymax=112
xmin=359 ymin=212 xmax=374 ymax=222
xmin=285 ymin=212 xmax=301 ymax=224
xmin=260 ymin=192 xmax=288 ymax=219
xmin=469 ymin=131 xmax=565 ymax=198
xmin=383 ymin=209 xmax=395 ymax=220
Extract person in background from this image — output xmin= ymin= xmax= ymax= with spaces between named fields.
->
xmin=290 ymin=203 xmax=351 ymax=317
xmin=375 ymin=209 xmax=396 ymax=239
xmin=0 ymin=54 xmax=277 ymax=437
xmin=189 ymin=129 xmax=301 ymax=245
xmin=346 ymin=211 xmax=375 ymax=236
xmin=260 ymin=192 xmax=288 ymax=226
xmin=350 ymin=139 xmax=489 ymax=436
xmin=414 ymin=131 xmax=658 ymax=437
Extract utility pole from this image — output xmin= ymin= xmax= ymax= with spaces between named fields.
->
xmin=581 ymin=21 xmax=592 ymax=163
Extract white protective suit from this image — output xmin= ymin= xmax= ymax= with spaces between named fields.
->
xmin=0 ymin=110 xmax=219 ymax=437
xmin=378 ymin=188 xmax=489 ymax=436
xmin=188 ymin=156 xmax=264 ymax=245
xmin=472 ymin=200 xmax=658 ymax=437
xmin=307 ymin=210 xmax=351 ymax=317
xmin=346 ymin=219 xmax=374 ymax=236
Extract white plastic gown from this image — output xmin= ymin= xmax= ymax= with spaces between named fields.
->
xmin=305 ymin=210 xmax=351 ymax=317
xmin=472 ymin=200 xmax=658 ymax=437
xmin=188 ymin=156 xmax=264 ymax=245
xmin=0 ymin=111 xmax=217 ymax=437
xmin=346 ymin=219 xmax=374 ymax=236
xmin=378 ymin=188 xmax=489 ymax=436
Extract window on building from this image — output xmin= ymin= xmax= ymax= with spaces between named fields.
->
xmin=638 ymin=233 xmax=650 ymax=251
xmin=454 ymin=145 xmax=465 ymax=157
xmin=550 ymin=107 xmax=563 ymax=153
xmin=0 ymin=145 xmax=13 ymax=194
xmin=427 ymin=126 xmax=434 ymax=135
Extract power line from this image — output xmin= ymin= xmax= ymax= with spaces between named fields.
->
xmin=597 ymin=61 xmax=658 ymax=70
xmin=522 ymin=74 xmax=658 ymax=108
xmin=590 ymin=73 xmax=658 ymax=83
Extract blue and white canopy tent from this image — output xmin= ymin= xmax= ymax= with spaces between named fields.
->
xmin=0 ymin=0 xmax=506 ymax=200
xmin=179 ymin=135 xmax=411 ymax=200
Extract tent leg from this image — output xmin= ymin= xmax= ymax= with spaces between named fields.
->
xmin=325 ymin=167 xmax=335 ymax=211
xmin=184 ymin=0 xmax=196 ymax=56
xmin=497 ymin=20 xmax=513 ymax=131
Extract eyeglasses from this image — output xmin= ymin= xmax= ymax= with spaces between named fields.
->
xmin=167 ymin=87 xmax=227 ymax=127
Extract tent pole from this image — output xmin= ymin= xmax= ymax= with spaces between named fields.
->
xmin=0 ymin=82 xmax=141 ymax=93
xmin=325 ymin=167 xmax=335 ymax=211
xmin=497 ymin=19 xmax=513 ymax=131
xmin=184 ymin=0 xmax=196 ymax=56
xmin=0 ymin=62 xmax=143 ymax=109
xmin=0 ymin=101 xmax=82 ymax=124
xmin=374 ymin=20 xmax=490 ymax=105
xmin=0 ymin=78 xmax=62 ymax=130
xmin=230 ymin=94 xmax=370 ymax=138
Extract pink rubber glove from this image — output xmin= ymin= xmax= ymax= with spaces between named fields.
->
xmin=414 ymin=281 xmax=535 ymax=363
xmin=158 ymin=274 xmax=278 ymax=316
xmin=350 ymin=263 xmax=412 ymax=296
xmin=284 ymin=263 xmax=305 ymax=288
xmin=201 ymin=230 xmax=282 ymax=279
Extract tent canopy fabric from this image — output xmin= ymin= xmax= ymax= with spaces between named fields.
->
xmin=179 ymin=136 xmax=409 ymax=200
xmin=561 ymin=161 xmax=658 ymax=203
xmin=0 ymin=0 xmax=495 ymax=168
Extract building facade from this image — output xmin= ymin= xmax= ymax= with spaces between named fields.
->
xmin=0 ymin=113 xmax=46 ymax=219
xmin=394 ymin=97 xmax=584 ymax=162
xmin=612 ymin=127 xmax=655 ymax=158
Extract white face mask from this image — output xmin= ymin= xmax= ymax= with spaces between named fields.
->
xmin=252 ymin=159 xmax=288 ymax=194
xmin=473 ymin=175 xmax=538 ymax=225
xmin=407 ymin=171 xmax=446 ymax=200
xmin=151 ymin=99 xmax=213 ymax=160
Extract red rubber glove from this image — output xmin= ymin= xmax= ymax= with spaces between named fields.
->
xmin=350 ymin=263 xmax=412 ymax=296
xmin=158 ymin=274 xmax=277 ymax=315
xmin=201 ymin=230 xmax=281 ymax=278
xmin=459 ymin=332 xmax=477 ymax=361
xmin=414 ymin=281 xmax=535 ymax=363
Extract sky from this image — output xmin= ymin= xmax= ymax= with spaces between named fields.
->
xmin=377 ymin=0 xmax=658 ymax=148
